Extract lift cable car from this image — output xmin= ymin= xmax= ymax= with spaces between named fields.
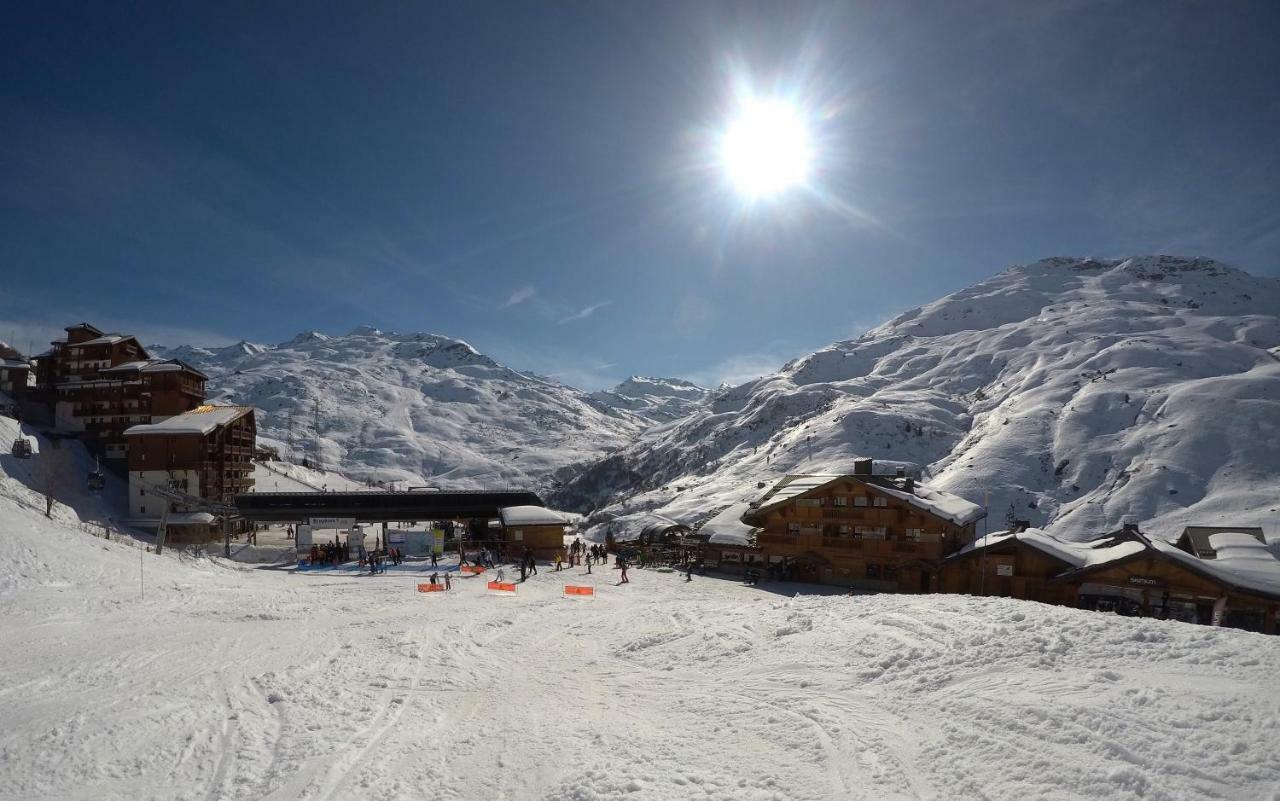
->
xmin=87 ymin=457 xmax=105 ymax=491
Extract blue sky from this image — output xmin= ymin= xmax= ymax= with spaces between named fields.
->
xmin=2 ymin=2 xmax=1279 ymax=389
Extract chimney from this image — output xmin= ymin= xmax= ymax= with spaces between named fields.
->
xmin=1122 ymin=522 xmax=1139 ymax=534
xmin=853 ymin=458 xmax=873 ymax=476
xmin=1012 ymin=519 xmax=1031 ymax=533
xmin=895 ymin=467 xmax=906 ymax=478
xmin=903 ymin=477 xmax=915 ymax=494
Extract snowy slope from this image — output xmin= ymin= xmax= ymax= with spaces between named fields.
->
xmin=0 ymin=505 xmax=1277 ymax=800
xmin=557 ymin=256 xmax=1280 ymax=543
xmin=156 ymin=328 xmax=660 ymax=492
xmin=589 ymin=375 xmax=712 ymax=422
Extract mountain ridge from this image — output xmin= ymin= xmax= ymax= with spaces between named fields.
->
xmin=553 ymin=255 xmax=1280 ymax=543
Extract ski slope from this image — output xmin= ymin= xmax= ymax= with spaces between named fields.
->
xmin=1 ymin=498 xmax=1277 ymax=801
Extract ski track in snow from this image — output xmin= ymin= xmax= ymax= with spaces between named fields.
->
xmin=2 ymin=499 xmax=1279 ymax=801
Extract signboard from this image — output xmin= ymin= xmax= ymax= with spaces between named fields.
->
xmin=996 ymin=564 xmax=1014 ymax=577
xmin=388 ymin=529 xmax=407 ymax=545
xmin=310 ymin=517 xmax=356 ymax=530
xmin=564 ymin=585 xmax=595 ymax=597
xmin=296 ymin=525 xmax=313 ymax=552
xmin=417 ymin=583 xmax=445 ymax=593
xmin=460 ymin=565 xmax=486 ymax=575
xmin=486 ymin=581 xmax=517 ymax=593
xmin=432 ymin=528 xmax=445 ymax=556
xmin=1127 ymin=575 xmax=1161 ymax=587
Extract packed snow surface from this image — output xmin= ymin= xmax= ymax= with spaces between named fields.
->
xmin=558 ymin=256 xmax=1280 ymax=544
xmin=2 ymin=498 xmax=1278 ymax=801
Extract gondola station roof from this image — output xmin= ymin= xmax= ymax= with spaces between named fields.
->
xmin=236 ymin=489 xmax=546 ymax=523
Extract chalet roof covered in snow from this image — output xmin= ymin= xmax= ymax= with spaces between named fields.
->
xmin=125 ymin=405 xmax=253 ymax=437
xmin=498 ymin=505 xmax=574 ymax=527
xmin=78 ymin=334 xmax=134 ymax=347
xmin=755 ymin=474 xmax=985 ymax=526
xmin=1151 ymin=536 xmax=1280 ymax=600
xmin=1178 ymin=526 xmax=1266 ymax=559
xmin=0 ymin=358 xmax=28 ymax=370
xmin=100 ymin=358 xmax=207 ymax=378
xmin=952 ymin=527 xmax=1147 ymax=570
xmin=601 ymin=512 xmax=687 ymax=543
xmin=698 ymin=502 xmax=758 ymax=547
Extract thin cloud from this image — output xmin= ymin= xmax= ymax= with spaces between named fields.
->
xmin=558 ymin=300 xmax=613 ymax=325
xmin=500 ymin=285 xmax=537 ymax=308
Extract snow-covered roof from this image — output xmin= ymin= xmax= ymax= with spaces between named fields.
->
xmin=0 ymin=358 xmax=28 ymax=370
xmin=167 ymin=512 xmax=216 ymax=525
xmin=99 ymin=360 xmax=152 ymax=372
xmin=100 ymin=358 xmax=205 ymax=377
xmin=601 ymin=512 xmax=689 ymax=543
xmin=756 ymin=474 xmax=985 ymax=526
xmin=954 ymin=527 xmax=1146 ymax=569
xmin=125 ymin=405 xmax=253 ymax=437
xmin=78 ymin=335 xmax=132 ymax=347
xmin=1152 ymin=537 xmax=1280 ymax=599
xmin=499 ymin=505 xmax=574 ymax=527
xmin=755 ymin=475 xmax=844 ymax=509
xmin=698 ymin=502 xmax=758 ymax=547
xmin=871 ymin=479 xmax=987 ymax=526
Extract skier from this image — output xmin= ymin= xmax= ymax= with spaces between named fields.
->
xmin=431 ymin=550 xmax=439 ymax=567
xmin=444 ymin=573 xmax=452 ymax=591
xmin=685 ymin=561 xmax=694 ymax=582
xmin=519 ymin=561 xmax=528 ymax=583
xmin=619 ymin=557 xmax=630 ymax=584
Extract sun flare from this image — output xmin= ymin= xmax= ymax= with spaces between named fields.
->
xmin=719 ymin=97 xmax=813 ymax=199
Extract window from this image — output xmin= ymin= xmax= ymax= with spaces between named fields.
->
xmin=906 ymin=528 xmax=924 ymax=541
xmin=866 ymin=563 xmax=881 ymax=578
xmin=834 ymin=495 xmax=848 ymax=507
xmin=855 ymin=526 xmax=887 ymax=539
xmin=838 ymin=525 xmax=850 ymax=534
xmin=787 ymin=522 xmax=801 ymax=533
xmin=140 ymin=505 xmax=146 ymax=514
xmin=797 ymin=498 xmax=823 ymax=508
xmin=883 ymin=565 xmax=899 ymax=580
xmin=873 ymin=497 xmax=888 ymax=508
xmin=854 ymin=496 xmax=868 ymax=507
xmin=139 ymin=489 xmax=145 ymax=497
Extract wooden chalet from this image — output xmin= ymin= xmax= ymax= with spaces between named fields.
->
xmin=498 ymin=505 xmax=574 ymax=558
xmin=31 ymin=323 xmax=207 ymax=459
xmin=732 ymin=460 xmax=986 ymax=590
xmin=124 ymin=405 xmax=256 ymax=540
xmin=943 ymin=523 xmax=1279 ymax=634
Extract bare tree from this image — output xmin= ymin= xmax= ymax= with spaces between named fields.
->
xmin=37 ymin=441 xmax=76 ymax=518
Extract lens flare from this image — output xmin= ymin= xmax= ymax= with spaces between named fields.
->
xmin=719 ymin=98 xmax=813 ymax=199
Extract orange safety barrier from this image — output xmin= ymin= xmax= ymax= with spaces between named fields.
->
xmin=417 ymin=583 xmax=446 ymax=593
xmin=459 ymin=565 xmax=486 ymax=575
xmin=563 ymin=585 xmax=595 ymax=597
xmin=486 ymin=581 xmax=517 ymax=593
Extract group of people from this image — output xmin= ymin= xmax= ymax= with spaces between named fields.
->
xmin=309 ymin=540 xmax=350 ymax=566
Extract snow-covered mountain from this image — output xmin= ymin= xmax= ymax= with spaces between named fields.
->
xmin=555 ymin=256 xmax=1280 ymax=543
xmin=589 ymin=376 xmax=712 ymax=423
xmin=155 ymin=328 xmax=663 ymax=491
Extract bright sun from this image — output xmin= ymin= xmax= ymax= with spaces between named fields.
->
xmin=719 ymin=97 xmax=813 ymax=199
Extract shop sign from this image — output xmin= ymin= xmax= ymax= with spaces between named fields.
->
xmin=310 ymin=517 xmax=355 ymax=529
xmin=996 ymin=564 xmax=1014 ymax=577
xmin=1127 ymin=575 xmax=1162 ymax=587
